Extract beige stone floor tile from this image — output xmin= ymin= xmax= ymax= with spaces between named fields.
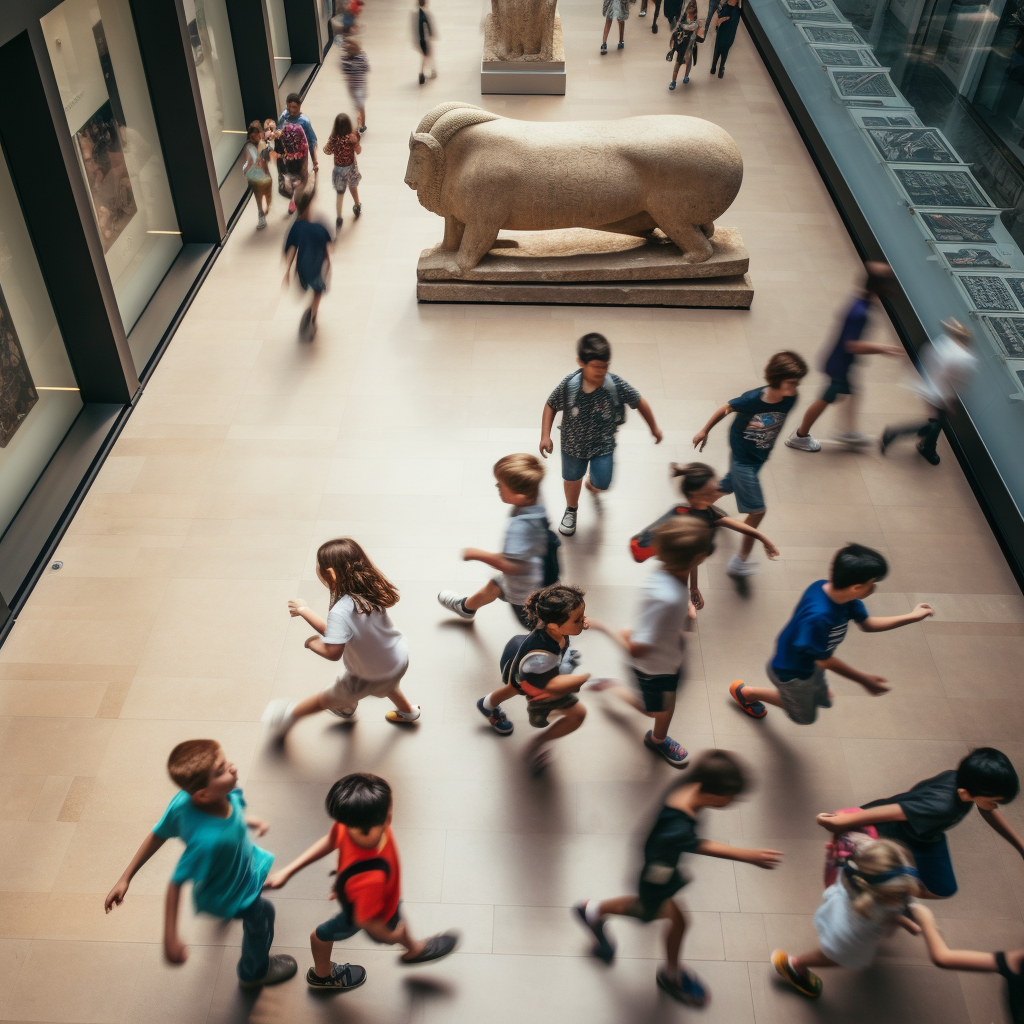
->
xmin=0 ymin=718 xmax=115 ymax=777
xmin=124 ymin=943 xmax=223 ymax=1024
xmin=0 ymin=821 xmax=76 ymax=892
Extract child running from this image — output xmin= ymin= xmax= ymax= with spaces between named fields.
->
xmin=104 ymin=740 xmax=296 ymax=989
xmin=542 ymin=332 xmax=662 ymax=537
xmin=323 ymin=113 xmax=362 ymax=230
xmin=341 ymin=38 xmax=370 ymax=133
xmin=816 ymin=747 xmax=1022 ymax=898
xmin=668 ymin=0 xmax=700 ymax=88
xmin=588 ymin=518 xmax=713 ymax=767
xmin=477 ymin=583 xmax=590 ymax=773
xmin=729 ymin=543 xmax=933 ymax=725
xmin=692 ymin=351 xmax=807 ymax=578
xmin=438 ymin=453 xmax=550 ymax=628
xmin=283 ymin=188 xmax=331 ymax=338
xmin=772 ymin=837 xmax=922 ymax=998
xmin=912 ymin=903 xmax=1024 ymax=1023
xmin=630 ymin=462 xmax=780 ymax=611
xmin=262 ymin=538 xmax=420 ymax=738
xmin=264 ymin=773 xmax=458 ymax=988
xmin=575 ymin=749 xmax=782 ymax=1005
xmin=242 ymin=121 xmax=272 ymax=228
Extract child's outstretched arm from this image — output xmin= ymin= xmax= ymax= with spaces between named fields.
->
xmin=697 ymin=840 xmax=782 ymax=869
xmin=860 ymin=604 xmax=933 ymax=632
xmin=587 ymin=619 xmax=655 ymax=660
xmin=164 ymin=882 xmax=188 ymax=963
xmin=980 ymin=806 xmax=1024 ymax=859
xmin=288 ymin=598 xmax=327 ymax=635
xmin=105 ymin=831 xmax=167 ymax=912
xmin=544 ymin=671 xmax=591 ymax=696
xmin=717 ymin=517 xmax=780 ymax=558
xmin=539 ymin=403 xmax=556 ymax=458
xmin=304 ymin=635 xmax=344 ymax=661
xmin=911 ymin=903 xmax=999 ymax=970
xmin=816 ymin=805 xmax=906 ymax=833
xmin=636 ymin=398 xmax=664 ymax=444
xmin=263 ymin=833 xmax=335 ymax=889
xmin=692 ymin=403 xmax=733 ymax=451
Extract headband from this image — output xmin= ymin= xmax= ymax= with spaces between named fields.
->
xmin=843 ymin=863 xmax=919 ymax=885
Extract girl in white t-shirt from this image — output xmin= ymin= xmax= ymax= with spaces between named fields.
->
xmin=263 ymin=538 xmax=419 ymax=738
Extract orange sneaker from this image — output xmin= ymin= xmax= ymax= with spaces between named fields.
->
xmin=729 ymin=680 xmax=767 ymax=718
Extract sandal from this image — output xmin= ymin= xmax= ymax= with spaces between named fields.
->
xmin=400 ymin=932 xmax=459 ymax=964
xmin=729 ymin=679 xmax=767 ymax=719
xmin=689 ymin=587 xmax=704 ymax=610
xmin=772 ymin=949 xmax=821 ymax=998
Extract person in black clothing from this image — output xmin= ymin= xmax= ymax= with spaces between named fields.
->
xmin=639 ymin=0 xmax=662 ymax=32
xmin=574 ymin=750 xmax=782 ymax=1006
xmin=816 ymin=747 xmax=1023 ymax=898
xmin=661 ymin=0 xmax=683 ymax=33
xmin=283 ymin=189 xmax=332 ymax=339
xmin=912 ymin=903 xmax=1024 ymax=1024
xmin=708 ymin=0 xmax=741 ymax=77
xmin=415 ymin=0 xmax=436 ymax=85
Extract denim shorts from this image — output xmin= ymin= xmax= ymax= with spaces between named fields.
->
xmin=561 ymin=451 xmax=614 ymax=490
xmin=719 ymin=459 xmax=766 ymax=515
xmin=315 ymin=906 xmax=401 ymax=942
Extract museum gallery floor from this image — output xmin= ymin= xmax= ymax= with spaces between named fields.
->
xmin=0 ymin=0 xmax=1022 ymax=1022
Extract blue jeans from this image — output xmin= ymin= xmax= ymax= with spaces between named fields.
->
xmin=561 ymin=451 xmax=614 ymax=490
xmin=719 ymin=459 xmax=766 ymax=515
xmin=236 ymin=896 xmax=276 ymax=982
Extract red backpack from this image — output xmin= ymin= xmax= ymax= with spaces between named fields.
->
xmin=280 ymin=122 xmax=308 ymax=161
xmin=630 ymin=505 xmax=690 ymax=562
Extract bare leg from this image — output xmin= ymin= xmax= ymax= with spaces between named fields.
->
xmin=485 ymin=683 xmax=520 ymax=707
xmin=688 ymin=565 xmax=703 ymax=610
xmin=684 ymin=51 xmax=693 ymax=76
xmin=357 ymin=107 xmax=366 ymax=130
xmin=839 ymin=392 xmax=858 ymax=434
xmin=790 ymin=947 xmax=839 ymax=974
xmin=310 ymin=930 xmax=335 ymax=977
xmin=672 ymin=58 xmax=682 ymax=81
xmin=795 ymin=398 xmax=829 ymax=438
xmin=660 ymin=898 xmax=687 ymax=968
xmin=738 ymin=684 xmax=788 ymax=709
xmin=618 ymin=18 xmax=625 ymax=40
xmin=738 ymin=510 xmax=765 ymax=561
xmin=603 ymin=16 xmax=613 ymax=41
xmin=350 ymin=184 xmax=360 ymax=206
xmin=465 ymin=578 xmax=502 ymax=612
xmin=310 ymin=289 xmax=324 ymax=320
xmin=336 ymin=192 xmax=344 ymax=219
xmin=650 ymin=693 xmax=676 ymax=744
xmin=564 ymin=477 xmax=584 ymax=508
xmin=290 ymin=692 xmax=333 ymax=721
xmin=387 ymin=687 xmax=414 ymax=714
xmin=525 ymin=702 xmax=587 ymax=757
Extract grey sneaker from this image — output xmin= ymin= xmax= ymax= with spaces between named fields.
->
xmin=327 ymin=706 xmax=357 ymax=720
xmin=438 ymin=590 xmax=475 ymax=620
xmin=726 ymin=554 xmax=758 ymax=578
xmin=239 ymin=954 xmax=298 ymax=989
xmin=559 ymin=507 xmax=577 ymax=536
xmin=305 ymin=961 xmax=366 ymax=989
xmin=785 ymin=431 xmax=821 ymax=452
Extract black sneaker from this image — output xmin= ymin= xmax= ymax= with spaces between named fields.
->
xmin=239 ymin=954 xmax=298 ymax=989
xmin=573 ymin=901 xmax=616 ymax=963
xmin=358 ymin=125 xmax=367 ymax=134
xmin=306 ymin=962 xmax=366 ymax=990
xmin=419 ymin=72 xmax=426 ymax=84
xmin=880 ymin=427 xmax=896 ymax=454
xmin=917 ymin=442 xmax=940 ymax=465
xmin=477 ymin=696 xmax=513 ymax=734
xmin=400 ymin=932 xmax=459 ymax=963
xmin=353 ymin=204 xmax=362 ymax=219
xmin=336 ymin=216 xmax=343 ymax=229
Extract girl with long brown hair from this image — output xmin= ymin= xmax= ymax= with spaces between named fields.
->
xmin=263 ymin=538 xmax=419 ymax=738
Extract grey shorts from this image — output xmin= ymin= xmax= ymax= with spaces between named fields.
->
xmin=321 ymin=661 xmax=409 ymax=712
xmin=766 ymin=661 xmax=832 ymax=725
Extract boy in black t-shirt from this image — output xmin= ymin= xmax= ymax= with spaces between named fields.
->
xmin=817 ymin=747 xmax=1022 ymax=898
xmin=574 ymin=750 xmax=782 ymax=1005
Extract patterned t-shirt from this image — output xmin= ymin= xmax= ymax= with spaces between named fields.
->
xmin=547 ymin=371 xmax=642 ymax=458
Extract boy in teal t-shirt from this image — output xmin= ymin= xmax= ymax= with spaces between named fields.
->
xmin=105 ymin=740 xmax=296 ymax=989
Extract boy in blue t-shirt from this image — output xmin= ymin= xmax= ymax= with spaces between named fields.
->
xmin=729 ymin=544 xmax=933 ymax=725
xmin=284 ymin=189 xmax=332 ymax=338
xmin=104 ymin=740 xmax=296 ymax=989
xmin=692 ymin=350 xmax=808 ymax=578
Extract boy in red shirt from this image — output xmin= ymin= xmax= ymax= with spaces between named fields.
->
xmin=264 ymin=773 xmax=457 ymax=988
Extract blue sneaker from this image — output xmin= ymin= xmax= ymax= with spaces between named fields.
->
xmin=683 ymin=75 xmax=689 ymax=83
xmin=477 ymin=696 xmax=513 ymax=735
xmin=574 ymin=901 xmax=616 ymax=963
xmin=657 ymin=966 xmax=708 ymax=1006
xmin=669 ymin=80 xmax=676 ymax=90
xmin=644 ymin=731 xmax=688 ymax=768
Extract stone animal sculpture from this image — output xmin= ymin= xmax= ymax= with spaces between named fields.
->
xmin=488 ymin=0 xmax=557 ymax=60
xmin=405 ymin=102 xmax=743 ymax=276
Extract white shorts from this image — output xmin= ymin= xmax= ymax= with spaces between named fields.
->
xmin=321 ymin=660 xmax=409 ymax=712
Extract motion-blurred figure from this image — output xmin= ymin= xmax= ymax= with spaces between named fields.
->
xmin=880 ymin=317 xmax=976 ymax=466
xmin=414 ymin=0 xmax=437 ymax=84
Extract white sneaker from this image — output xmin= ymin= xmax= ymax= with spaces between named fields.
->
xmin=833 ymin=431 xmax=873 ymax=448
xmin=559 ymin=507 xmax=577 ymax=536
xmin=785 ymin=431 xmax=821 ymax=452
xmin=726 ymin=554 xmax=758 ymax=578
xmin=262 ymin=699 xmax=297 ymax=738
xmin=327 ymin=706 xmax=357 ymax=719
xmin=438 ymin=589 xmax=475 ymax=620
xmin=257 ymin=214 xmax=267 ymax=230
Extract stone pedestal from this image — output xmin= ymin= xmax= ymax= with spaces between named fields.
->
xmin=416 ymin=226 xmax=754 ymax=308
xmin=481 ymin=15 xmax=565 ymax=94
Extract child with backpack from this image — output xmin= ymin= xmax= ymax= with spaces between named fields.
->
xmin=438 ymin=453 xmax=557 ymax=628
xmin=476 ymin=583 xmax=590 ymax=774
xmin=263 ymin=773 xmax=458 ymax=988
xmin=587 ymin=517 xmax=713 ymax=767
xmin=772 ymin=837 xmax=922 ymax=998
xmin=262 ymin=538 xmax=420 ymax=739
xmin=276 ymin=121 xmax=311 ymax=212
xmin=541 ymin=332 xmax=662 ymax=537
xmin=575 ymin=750 xmax=781 ymax=1005
xmin=630 ymin=462 xmax=780 ymax=611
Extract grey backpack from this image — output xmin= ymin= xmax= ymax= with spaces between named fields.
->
xmin=562 ymin=369 xmax=626 ymax=426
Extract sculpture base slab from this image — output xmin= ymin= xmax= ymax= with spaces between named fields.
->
xmin=417 ymin=274 xmax=754 ymax=308
xmin=481 ymin=64 xmax=566 ymax=94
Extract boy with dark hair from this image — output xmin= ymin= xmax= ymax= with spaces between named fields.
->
xmin=104 ymin=740 xmax=296 ymax=989
xmin=588 ymin=517 xmax=714 ymax=767
xmin=729 ymin=543 xmax=933 ymax=724
xmin=283 ymin=188 xmax=331 ymax=339
xmin=438 ymin=453 xmax=549 ymax=627
xmin=817 ymin=747 xmax=1023 ymax=898
xmin=692 ymin=350 xmax=808 ymax=578
xmin=264 ymin=772 xmax=457 ymax=988
xmin=541 ymin=332 xmax=663 ymax=537
xmin=786 ymin=262 xmax=903 ymax=452
xmin=277 ymin=93 xmax=318 ymax=211
xmin=574 ymin=749 xmax=782 ymax=1005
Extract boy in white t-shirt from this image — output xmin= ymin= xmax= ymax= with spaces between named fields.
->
xmin=588 ymin=518 xmax=713 ymax=767
xmin=263 ymin=538 xmax=419 ymax=738
xmin=438 ymin=454 xmax=550 ymax=628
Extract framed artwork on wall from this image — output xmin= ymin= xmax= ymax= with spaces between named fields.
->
xmin=0 ymin=285 xmax=39 ymax=448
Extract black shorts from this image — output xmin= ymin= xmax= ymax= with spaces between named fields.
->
xmin=821 ymin=376 xmax=852 ymax=403
xmin=629 ymin=864 xmax=686 ymax=921
xmin=633 ymin=668 xmax=681 ymax=712
xmin=527 ymin=692 xmax=579 ymax=727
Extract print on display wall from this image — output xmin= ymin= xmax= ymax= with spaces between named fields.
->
xmin=0 ymin=286 xmax=38 ymax=448
xmin=1006 ymin=277 xmax=1024 ymax=307
xmin=811 ymin=45 xmax=880 ymax=66
xmin=866 ymin=127 xmax=959 ymax=164
xmin=984 ymin=316 xmax=1024 ymax=358
xmin=798 ymin=23 xmax=866 ymax=42
xmin=892 ymin=168 xmax=993 ymax=208
xmin=956 ymin=275 xmax=1019 ymax=312
xmin=790 ymin=11 xmax=843 ymax=21
xmin=920 ymin=212 xmax=998 ymax=242
xmin=830 ymin=69 xmax=898 ymax=98
xmin=939 ymin=246 xmax=1011 ymax=269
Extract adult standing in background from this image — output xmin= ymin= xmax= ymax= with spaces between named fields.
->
xmin=708 ymin=0 xmax=741 ymax=77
